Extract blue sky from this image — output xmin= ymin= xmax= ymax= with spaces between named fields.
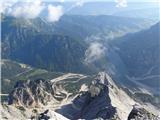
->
xmin=42 ymin=0 xmax=160 ymax=2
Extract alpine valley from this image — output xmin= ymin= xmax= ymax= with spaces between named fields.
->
xmin=0 ymin=1 xmax=160 ymax=120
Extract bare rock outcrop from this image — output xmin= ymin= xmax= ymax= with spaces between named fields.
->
xmin=56 ymin=72 xmax=120 ymax=120
xmin=8 ymin=79 xmax=67 ymax=107
xmin=128 ymin=105 xmax=160 ymax=120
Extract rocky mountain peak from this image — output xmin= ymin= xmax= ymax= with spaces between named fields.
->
xmin=4 ymin=72 xmax=159 ymax=120
xmin=128 ymin=105 xmax=160 ymax=120
xmin=93 ymin=72 xmax=109 ymax=85
xmin=8 ymin=79 xmax=67 ymax=107
xmin=56 ymin=72 xmax=120 ymax=120
xmin=55 ymin=72 xmax=159 ymax=120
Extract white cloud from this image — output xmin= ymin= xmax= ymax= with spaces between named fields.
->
xmin=115 ymin=0 xmax=127 ymax=7
xmin=66 ymin=0 xmax=85 ymax=12
xmin=0 ymin=0 xmax=17 ymax=14
xmin=59 ymin=0 xmax=65 ymax=3
xmin=0 ymin=0 xmax=84 ymax=22
xmin=10 ymin=0 xmax=44 ymax=19
xmin=1 ymin=0 xmax=64 ymax=22
xmin=75 ymin=0 xmax=84 ymax=7
xmin=47 ymin=5 xmax=63 ymax=22
xmin=84 ymin=42 xmax=107 ymax=64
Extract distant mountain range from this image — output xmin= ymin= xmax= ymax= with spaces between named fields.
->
xmin=113 ymin=7 xmax=159 ymax=20
xmin=46 ymin=2 xmax=159 ymax=21
xmin=2 ymin=14 xmax=159 ymax=93
xmin=109 ymin=22 xmax=160 ymax=93
xmin=1 ymin=2 xmax=160 ymax=120
xmin=1 ymin=15 xmax=154 ymax=74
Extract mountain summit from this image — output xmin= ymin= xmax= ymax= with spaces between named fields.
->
xmin=2 ymin=72 xmax=159 ymax=120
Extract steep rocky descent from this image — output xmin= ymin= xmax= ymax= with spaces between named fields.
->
xmin=128 ymin=105 xmax=160 ymax=120
xmin=56 ymin=72 xmax=118 ymax=120
xmin=0 ymin=104 xmax=69 ymax=120
xmin=56 ymin=72 xmax=160 ymax=120
xmin=6 ymin=73 xmax=92 ymax=108
xmin=8 ymin=79 xmax=68 ymax=107
xmin=30 ymin=109 xmax=70 ymax=120
xmin=4 ymin=72 xmax=160 ymax=120
xmin=56 ymin=72 xmax=135 ymax=120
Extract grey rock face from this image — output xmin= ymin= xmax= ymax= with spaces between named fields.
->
xmin=8 ymin=79 xmax=67 ymax=107
xmin=128 ymin=105 xmax=160 ymax=120
xmin=6 ymin=72 xmax=159 ymax=120
xmin=56 ymin=72 xmax=118 ymax=120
